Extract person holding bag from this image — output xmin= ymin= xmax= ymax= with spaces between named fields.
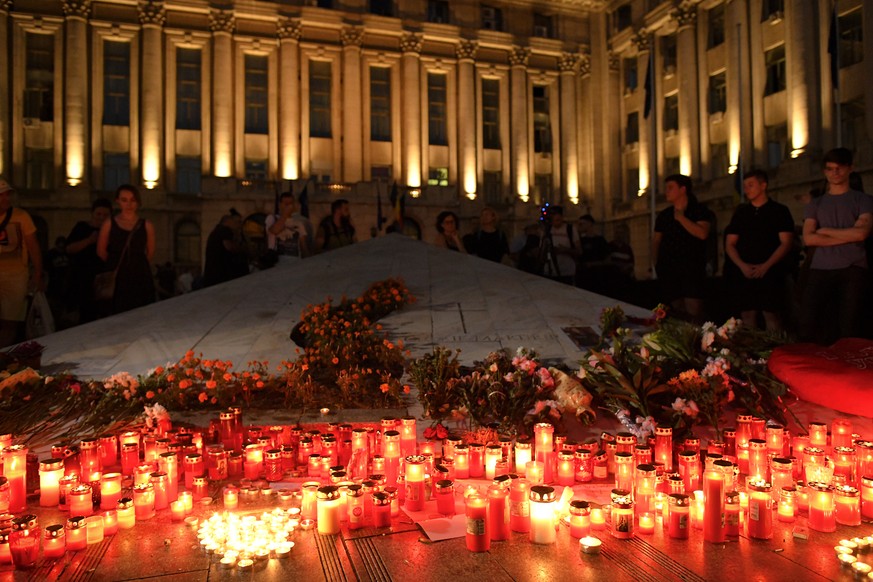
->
xmin=96 ymin=184 xmax=156 ymax=314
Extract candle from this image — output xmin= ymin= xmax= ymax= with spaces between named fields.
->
xmin=206 ymin=447 xmax=228 ymax=481
xmin=170 ymin=500 xmax=185 ymax=522
xmin=301 ymin=482 xmax=319 ymax=520
xmin=133 ymin=484 xmax=155 ymax=520
xmin=769 ymin=457 xmax=793 ymax=500
xmin=610 ymin=491 xmax=634 ymax=539
xmin=372 ymin=491 xmax=391 ymax=527
xmin=702 ymin=470 xmax=725 ymax=543
xmin=590 ymin=507 xmax=606 ymax=530
xmin=638 ymin=512 xmax=655 ymax=535
xmin=99 ymin=434 xmax=118 ymax=467
xmin=400 ymin=417 xmax=416 ymax=456
xmin=833 ymin=447 xmax=857 ymax=487
xmin=488 ymin=484 xmax=511 ymax=541
xmin=808 ymin=421 xmax=828 ymax=448
xmin=404 ymin=455 xmax=426 ymax=511
xmin=435 ymin=479 xmax=455 ymax=517
xmin=808 ymin=482 xmax=836 ymax=532
xmin=117 ymin=497 xmax=135 ymax=529
xmin=765 ymin=423 xmax=784 ymax=455
xmin=526 ymin=460 xmax=544 ymax=485
xmin=85 ymin=515 xmax=104 ymax=544
xmin=102 ymin=510 xmax=118 ymax=535
xmin=746 ymin=480 xmax=772 ymax=540
xmin=2 ymin=445 xmax=27 ymax=513
xmin=635 ymin=464 xmax=656 ymax=515
xmin=346 ymin=485 xmax=364 ymax=530
xmin=579 ymin=536 xmax=602 ymax=555
xmin=9 ymin=515 xmax=40 ymax=568
xmin=244 ymin=444 xmax=264 ymax=480
xmin=777 ymin=486 xmax=796 ymax=523
xmin=677 ymin=451 xmax=700 ymax=493
xmin=39 ymin=458 xmax=64 ymax=507
xmin=100 ymin=472 xmax=122 ymax=511
xmin=317 ymin=486 xmax=342 ymax=535
xmin=667 ymin=493 xmax=690 ymax=538
xmin=834 ymin=485 xmax=862 ymax=526
xmin=43 ymin=524 xmax=65 ymax=559
xmin=574 ymin=450 xmax=593 ymax=483
xmin=150 ymin=472 xmax=169 ymax=510
xmin=654 ymin=426 xmax=673 ymax=471
xmin=69 ymin=484 xmax=93 ymax=517
xmin=509 ymin=478 xmax=531 ymax=533
xmin=66 ymin=516 xmax=87 ymax=551
xmin=515 ymin=441 xmax=532 ymax=476
xmin=485 ymin=445 xmax=502 ymax=480
xmin=534 ymin=423 xmax=555 ymax=483
xmin=383 ymin=431 xmax=401 ymax=485
xmin=79 ymin=438 xmax=102 ymax=478
xmin=747 ymin=439 xmax=768 ymax=481
xmin=468 ymin=444 xmax=485 ymax=479
xmin=832 ymin=418 xmax=853 ymax=449
xmin=862 ymin=477 xmax=873 ymax=519
xmin=567 ymin=500 xmax=591 ymax=538
xmin=465 ymin=493 xmax=490 ymax=552
xmin=614 ymin=452 xmax=634 ymax=492
xmin=529 ymin=486 xmax=556 ymax=544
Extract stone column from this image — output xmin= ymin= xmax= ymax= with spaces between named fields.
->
xmin=673 ymin=6 xmax=699 ymax=177
xmin=209 ymin=9 xmax=234 ymax=178
xmin=785 ymin=0 xmax=818 ymax=157
xmin=633 ymin=31 xmax=652 ymax=195
xmin=277 ymin=18 xmax=301 ymax=180
xmin=558 ymin=53 xmax=579 ymax=204
xmin=508 ymin=46 xmax=530 ymax=201
xmin=62 ymin=0 xmax=91 ymax=187
xmin=456 ymin=40 xmax=478 ymax=198
xmin=577 ymin=50 xmax=593 ymax=200
xmin=865 ymin=4 xmax=873 ymax=145
xmin=726 ymin=0 xmax=751 ymax=172
xmin=0 ymin=0 xmax=10 ymax=178
xmin=400 ymin=33 xmax=422 ymax=189
xmin=340 ymin=26 xmax=363 ymax=183
xmin=138 ymin=0 xmax=165 ymax=189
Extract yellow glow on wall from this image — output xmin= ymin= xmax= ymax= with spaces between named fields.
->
xmin=67 ymin=153 xmax=84 ymax=187
xmin=282 ymin=159 xmax=299 ymax=181
xmin=567 ymin=176 xmax=579 ymax=205
xmin=463 ymin=171 xmax=476 ymax=200
xmin=142 ymin=152 xmax=160 ymax=189
xmin=214 ymin=156 xmax=232 ymax=178
xmin=639 ymin=164 xmax=650 ymax=195
xmin=680 ymin=155 xmax=692 ymax=177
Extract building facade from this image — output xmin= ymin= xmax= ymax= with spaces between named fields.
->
xmin=0 ymin=0 xmax=870 ymax=276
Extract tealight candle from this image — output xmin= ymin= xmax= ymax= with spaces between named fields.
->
xmin=852 ymin=562 xmax=872 ymax=577
xmin=638 ymin=512 xmax=655 ymax=534
xmin=579 ymin=536 xmax=602 ymax=555
xmin=223 ymin=486 xmax=239 ymax=510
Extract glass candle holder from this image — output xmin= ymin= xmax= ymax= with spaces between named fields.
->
xmin=765 ymin=423 xmax=784 ymax=455
xmin=747 ymin=439 xmax=769 ymax=481
xmin=724 ymin=491 xmax=741 ymax=536
xmin=85 ymin=515 xmax=104 ymax=544
xmin=405 ymin=455 xmax=427 ymax=512
xmin=702 ymin=470 xmax=725 ymax=543
xmin=677 ymin=451 xmax=700 ymax=493
xmin=614 ymin=452 xmax=634 ymax=492
xmin=100 ymin=472 xmax=123 ymax=511
xmin=183 ymin=454 xmax=203 ymax=489
xmin=372 ymin=492 xmax=391 ymax=528
xmin=833 ymin=447 xmax=857 ymax=487
xmin=488 ymin=484 xmax=511 ymax=541
xmin=69 ymin=483 xmax=93 ymax=517
xmin=133 ymin=484 xmax=155 ymax=520
xmin=485 ymin=445 xmax=502 ymax=480
xmin=3 ymin=445 xmax=27 ymax=513
xmin=529 ymin=486 xmax=557 ymax=544
xmin=654 ymin=426 xmax=673 ymax=472
xmin=769 ymin=457 xmax=793 ymax=500
xmin=807 ymin=482 xmax=836 ymax=533
xmin=435 ymin=479 xmax=455 ymax=517
xmin=43 ymin=524 xmax=65 ymax=559
xmin=615 ymin=432 xmax=636 ymax=455
xmin=777 ymin=486 xmax=796 ymax=523
xmin=832 ymin=418 xmax=853 ymax=449
xmin=514 ymin=441 xmax=532 ymax=476
xmin=746 ymin=479 xmax=773 ymax=540
xmin=569 ymin=500 xmax=591 ymax=538
xmin=10 ymin=515 xmax=39 ymax=569
xmin=469 ymin=444 xmax=485 ymax=479
xmin=317 ymin=486 xmax=342 ymax=535
xmin=667 ymin=493 xmax=690 ymax=539
xmin=78 ymin=438 xmax=102 ymax=479
xmin=66 ymin=515 xmax=87 ymax=551
xmin=808 ymin=422 xmax=828 ymax=448
xmin=39 ymin=458 xmax=65 ymax=507
xmin=634 ymin=445 xmax=653 ymax=467
xmin=465 ymin=493 xmax=490 ymax=552
xmin=150 ymin=472 xmax=169 ymax=510
xmin=557 ymin=451 xmax=576 ymax=487
xmin=510 ymin=478 xmax=531 ymax=533
xmin=862 ymin=476 xmax=873 ymax=520
xmin=610 ymin=491 xmax=634 ymax=539
xmin=346 ymin=485 xmax=364 ymax=530
xmin=834 ymin=485 xmax=862 ymax=526
xmin=117 ymin=497 xmax=135 ymax=529
xmin=102 ymin=509 xmax=118 ymax=535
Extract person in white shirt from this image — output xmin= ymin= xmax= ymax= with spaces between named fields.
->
xmin=266 ymin=192 xmax=311 ymax=258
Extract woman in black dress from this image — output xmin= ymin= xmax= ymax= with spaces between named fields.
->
xmin=96 ymin=184 xmax=156 ymax=314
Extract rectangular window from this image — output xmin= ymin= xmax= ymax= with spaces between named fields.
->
xmin=482 ymin=78 xmax=501 ymax=150
xmin=614 ymin=4 xmax=632 ymax=32
xmin=662 ymin=35 xmax=677 ymax=73
xmin=309 ymin=60 xmax=332 ymax=138
xmin=427 ymin=0 xmax=449 ymax=24
xmin=533 ymin=13 xmax=554 ymax=39
xmin=103 ymin=41 xmax=130 ymax=126
xmin=176 ymin=48 xmax=201 ymax=130
xmin=708 ymin=71 xmax=727 ymax=113
xmin=427 ymin=73 xmax=448 ymax=146
xmin=534 ymin=173 xmax=553 ymax=204
xmin=25 ymin=148 xmax=53 ymax=190
xmin=624 ymin=58 xmax=638 ymax=92
xmin=176 ymin=155 xmax=201 ymax=194
xmin=244 ymin=55 xmax=268 ymax=134
xmin=481 ymin=5 xmax=503 ymax=31
xmin=370 ymin=67 xmax=391 ymax=142
xmin=708 ymin=4 xmax=726 ymax=48
xmin=766 ymin=124 xmax=788 ymax=168
xmin=24 ymin=34 xmax=53 ymax=122
xmin=761 ymin=0 xmax=784 ymax=21
xmin=369 ymin=0 xmax=393 ymax=17
xmin=840 ymin=100 xmax=867 ymax=155
xmin=663 ymin=94 xmax=679 ymax=132
xmin=626 ymin=167 xmax=640 ymax=200
xmin=839 ymin=9 xmax=864 ymax=69
xmin=103 ymin=152 xmax=130 ymax=192
xmin=427 ymin=167 xmax=449 ymax=187
xmin=316 ymin=0 xmax=333 ymax=7
xmin=764 ymin=44 xmax=786 ymax=95
xmin=665 ymin=156 xmax=680 ymax=177
xmin=710 ymin=142 xmax=728 ymax=178
xmin=245 ymin=160 xmax=267 ymax=181
xmin=533 ymin=85 xmax=551 ymax=154
xmin=625 ymin=112 xmax=639 ymax=144
xmin=371 ymin=166 xmax=392 ymax=182
xmin=483 ymin=171 xmax=502 ymax=205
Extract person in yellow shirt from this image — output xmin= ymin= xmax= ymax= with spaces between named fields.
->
xmin=0 ymin=179 xmax=43 ymax=347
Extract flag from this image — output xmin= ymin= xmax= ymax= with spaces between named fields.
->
xmin=643 ymin=50 xmax=654 ymax=119
xmin=376 ymin=186 xmax=385 ymax=231
xmin=827 ymin=5 xmax=839 ymax=90
xmin=389 ymin=181 xmax=404 ymax=225
xmin=298 ymin=180 xmax=310 ymax=218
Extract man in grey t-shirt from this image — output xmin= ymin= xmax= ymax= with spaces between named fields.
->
xmin=800 ymin=148 xmax=873 ymax=343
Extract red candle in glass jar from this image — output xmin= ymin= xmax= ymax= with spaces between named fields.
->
xmin=184 ymin=454 xmax=203 ymax=489
xmin=861 ymin=477 xmax=873 ymax=519
xmin=724 ymin=491 xmax=741 ymax=536
xmin=746 ymin=480 xmax=772 ymax=540
xmin=9 ymin=515 xmax=40 ymax=569
xmin=834 ymin=485 xmax=862 ymax=526
xmin=469 ymin=444 xmax=485 ymax=479
xmin=66 ymin=516 xmax=88 ymax=551
xmin=556 ymin=451 xmax=575 ymax=486
xmin=702 ymin=470 xmax=726 ymax=542
xmin=3 ymin=445 xmax=27 ymax=513
xmin=509 ymin=478 xmax=531 ymax=533
xmin=654 ymin=426 xmax=673 ymax=472
xmin=807 ymin=482 xmax=836 ymax=532
xmin=488 ymin=484 xmax=510 ymax=541
xmin=569 ymin=500 xmax=591 ymax=538
xmin=435 ymin=479 xmax=455 ymax=517
xmin=100 ymin=472 xmax=123 ymax=511
xmin=465 ymin=493 xmax=490 ymax=552
xmin=405 ymin=456 xmax=426 ymax=511
xmin=667 ymin=493 xmax=690 ymax=538
xmin=43 ymin=524 xmax=65 ymax=559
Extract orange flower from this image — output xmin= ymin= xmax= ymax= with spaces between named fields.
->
xmin=211 ymin=397 xmax=218 ymax=404
xmin=179 ymin=380 xmax=191 ymax=389
xmin=256 ymin=381 xmax=264 ymax=389
xmin=331 ymin=357 xmax=339 ymax=365
xmin=402 ymin=385 xmax=410 ymax=394
xmin=302 ymin=364 xmax=309 ymax=371
xmin=380 ymin=383 xmax=390 ymax=393
xmin=145 ymin=390 xmax=155 ymax=399
xmin=206 ymin=380 xmax=217 ymax=389
xmin=198 ymin=392 xmax=208 ymax=403
xmin=223 ymin=373 xmax=233 ymax=382
xmin=167 ymin=374 xmax=176 ymax=382
xmin=185 ymin=368 xmax=194 ymax=377
xmin=202 ymin=359 xmax=213 ymax=368
xmin=154 ymin=366 xmax=164 ymax=375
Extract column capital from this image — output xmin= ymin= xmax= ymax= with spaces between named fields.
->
xmin=578 ymin=52 xmax=591 ymax=77
xmin=277 ymin=18 xmax=302 ymax=41
xmin=62 ymin=0 xmax=91 ymax=19
xmin=558 ymin=52 xmax=578 ymax=73
xmin=608 ymin=51 xmax=620 ymax=72
xmin=671 ymin=5 xmax=697 ymax=30
xmin=508 ymin=46 xmax=530 ymax=67
xmin=138 ymin=0 xmax=166 ymax=27
xmin=632 ymin=29 xmax=652 ymax=53
xmin=209 ymin=9 xmax=235 ymax=35
xmin=340 ymin=26 xmax=363 ymax=47
xmin=0 ymin=0 xmax=12 ymax=14
xmin=399 ymin=32 xmax=422 ymax=54
xmin=455 ymin=39 xmax=478 ymax=61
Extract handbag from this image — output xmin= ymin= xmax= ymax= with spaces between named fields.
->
xmin=93 ymin=220 xmax=140 ymax=301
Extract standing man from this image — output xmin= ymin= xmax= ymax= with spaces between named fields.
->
xmin=316 ymin=199 xmax=357 ymax=252
xmin=66 ymin=198 xmax=112 ymax=323
xmin=0 ymin=179 xmax=42 ymax=347
xmin=724 ymin=169 xmax=795 ymax=330
xmin=800 ymin=148 xmax=873 ymax=343
xmin=652 ymin=174 xmax=712 ymax=322
xmin=540 ymin=205 xmax=577 ymax=285
xmin=202 ymin=211 xmax=248 ymax=288
xmin=266 ymin=192 xmax=311 ymax=258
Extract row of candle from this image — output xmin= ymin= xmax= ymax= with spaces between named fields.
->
xmin=834 ymin=535 xmax=873 ymax=578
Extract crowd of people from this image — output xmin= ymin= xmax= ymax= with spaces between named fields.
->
xmin=0 ymin=146 xmax=870 ymax=347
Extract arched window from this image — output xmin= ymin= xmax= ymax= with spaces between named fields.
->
xmin=174 ymin=219 xmax=200 ymax=265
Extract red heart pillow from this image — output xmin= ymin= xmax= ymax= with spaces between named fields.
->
xmin=768 ymin=338 xmax=873 ymax=418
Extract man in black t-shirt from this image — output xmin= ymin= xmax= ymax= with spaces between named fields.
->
xmin=725 ymin=169 xmax=795 ymax=330
xmin=466 ymin=207 xmax=509 ymax=263
xmin=202 ymin=213 xmax=248 ymax=288
xmin=66 ymin=198 xmax=112 ymax=323
xmin=652 ymin=174 xmax=712 ymax=322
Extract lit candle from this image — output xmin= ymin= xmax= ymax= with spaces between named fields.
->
xmin=514 ymin=441 xmax=532 ymax=476
xmin=614 ymin=452 xmax=634 ymax=492
xmin=404 ymin=455 xmax=427 ymax=511
xmin=79 ymin=438 xmax=102 ymax=478
xmin=769 ymin=457 xmax=793 ymax=501
xmin=383 ymin=431 xmax=401 ymax=486
xmin=568 ymin=500 xmax=591 ymax=538
xmin=69 ymin=484 xmax=93 ymax=517
xmin=150 ymin=472 xmax=169 ymax=510
xmin=574 ymin=450 xmax=593 ymax=483
xmin=372 ymin=491 xmax=391 ymax=527
xmin=316 ymin=485 xmax=342 ymax=535
xmin=765 ymin=423 xmax=784 ymax=456
xmin=435 ymin=479 xmax=455 ymax=517
xmin=610 ymin=491 xmax=634 ymax=539
xmin=244 ymin=444 xmax=264 ymax=480
xmin=85 ymin=515 xmax=104 ymax=544
xmin=746 ymin=479 xmax=772 ymax=540
xmin=638 ymin=512 xmax=655 ymax=535
xmin=834 ymin=485 xmax=862 ymax=526
xmin=346 ymin=485 xmax=364 ymax=530
xmin=465 ymin=493 xmax=490 ymax=552
xmin=39 ymin=458 xmax=64 ymax=507
xmin=677 ymin=451 xmax=700 ymax=493
xmin=43 ymin=524 xmax=65 ymax=559
xmin=170 ymin=500 xmax=185 ymax=522
xmin=579 ymin=536 xmax=602 ymax=555
xmin=454 ymin=445 xmax=470 ymax=479
xmin=529 ymin=486 xmax=557 ymax=544
xmin=777 ymin=486 xmax=796 ymax=523
xmin=100 ymin=473 xmax=122 ymax=511
xmin=534 ymin=423 xmax=555 ymax=483
xmin=2 ymin=445 xmax=27 ymax=513
xmin=117 ymin=497 xmax=135 ymax=529
xmin=654 ymin=426 xmax=673 ymax=472
xmin=747 ymin=439 xmax=769 ymax=481
xmin=400 ymin=417 xmax=416 ymax=456
xmin=488 ymin=484 xmax=511 ymax=541
xmin=832 ymin=418 xmax=853 ymax=449
xmin=183 ymin=454 xmax=203 ymax=489
xmin=808 ymin=421 xmax=828 ymax=448
xmin=468 ymin=444 xmax=485 ymax=479
xmin=102 ymin=510 xmax=118 ymax=535
xmin=808 ymin=482 xmax=836 ymax=532
xmin=590 ymin=507 xmax=606 ymax=530
xmin=133 ymin=484 xmax=155 ymax=520
xmin=702 ymin=470 xmax=725 ymax=542
xmin=66 ymin=516 xmax=87 ymax=551
xmin=833 ymin=447 xmax=857 ymax=487
xmin=862 ymin=477 xmax=873 ymax=520
xmin=485 ymin=445 xmax=502 ymax=480
xmin=301 ymin=482 xmax=319 ymax=520
xmin=178 ymin=491 xmax=193 ymax=514
xmin=667 ymin=493 xmax=690 ymax=539
xmin=99 ymin=434 xmax=118 ymax=467
xmin=509 ymin=478 xmax=531 ymax=533
xmin=635 ymin=464 xmax=656 ymax=515
xmin=526 ymin=460 xmax=544 ymax=485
